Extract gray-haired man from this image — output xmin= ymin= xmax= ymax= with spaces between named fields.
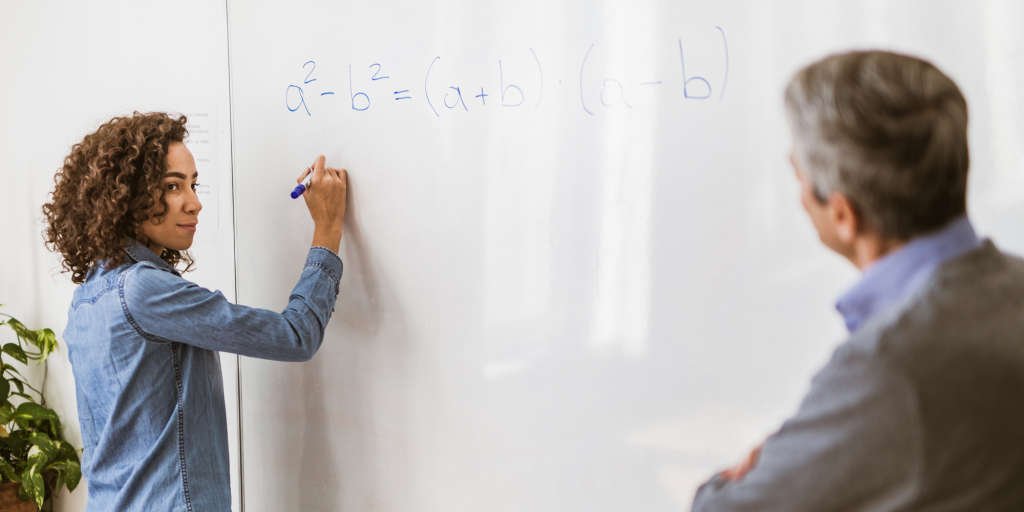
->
xmin=692 ymin=51 xmax=1024 ymax=511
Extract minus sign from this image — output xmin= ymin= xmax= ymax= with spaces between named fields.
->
xmin=395 ymin=97 xmax=411 ymax=100
xmin=394 ymin=90 xmax=410 ymax=94
xmin=640 ymin=82 xmax=662 ymax=85
xmin=321 ymin=92 xmax=335 ymax=95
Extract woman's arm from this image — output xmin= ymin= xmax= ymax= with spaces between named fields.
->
xmin=119 ymin=155 xmax=349 ymax=361
xmin=119 ymin=249 xmax=341 ymax=361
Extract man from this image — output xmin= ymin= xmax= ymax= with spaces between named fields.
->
xmin=692 ymin=51 xmax=1024 ymax=511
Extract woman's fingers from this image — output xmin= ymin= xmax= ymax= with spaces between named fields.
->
xmin=296 ymin=166 xmax=312 ymax=184
xmin=325 ymin=166 xmax=344 ymax=181
xmin=311 ymin=155 xmax=327 ymax=182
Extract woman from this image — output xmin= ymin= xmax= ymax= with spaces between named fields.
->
xmin=42 ymin=111 xmax=347 ymax=511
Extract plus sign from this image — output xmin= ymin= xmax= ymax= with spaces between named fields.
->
xmin=476 ymin=88 xmax=489 ymax=105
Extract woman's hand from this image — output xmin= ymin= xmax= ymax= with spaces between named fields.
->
xmin=297 ymin=155 xmax=348 ymax=252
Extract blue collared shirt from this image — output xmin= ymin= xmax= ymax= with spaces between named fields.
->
xmin=836 ymin=215 xmax=980 ymax=332
xmin=63 ymin=240 xmax=342 ymax=511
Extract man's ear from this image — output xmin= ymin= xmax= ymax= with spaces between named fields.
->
xmin=827 ymin=192 xmax=860 ymax=245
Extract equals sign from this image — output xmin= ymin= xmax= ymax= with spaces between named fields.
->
xmin=394 ymin=90 xmax=411 ymax=100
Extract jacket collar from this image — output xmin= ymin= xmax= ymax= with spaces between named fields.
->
xmin=123 ymin=238 xmax=182 ymax=276
xmin=836 ymin=215 xmax=980 ymax=332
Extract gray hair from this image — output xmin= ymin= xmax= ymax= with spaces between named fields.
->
xmin=785 ymin=51 xmax=969 ymax=240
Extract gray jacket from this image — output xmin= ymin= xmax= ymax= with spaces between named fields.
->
xmin=692 ymin=241 xmax=1024 ymax=511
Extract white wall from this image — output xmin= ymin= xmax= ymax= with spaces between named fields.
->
xmin=0 ymin=2 xmax=237 ymax=510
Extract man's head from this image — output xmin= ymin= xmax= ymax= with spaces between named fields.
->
xmin=785 ymin=51 xmax=969 ymax=266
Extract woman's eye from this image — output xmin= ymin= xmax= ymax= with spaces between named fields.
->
xmin=191 ymin=182 xmax=199 ymax=191
xmin=166 ymin=183 xmax=178 ymax=191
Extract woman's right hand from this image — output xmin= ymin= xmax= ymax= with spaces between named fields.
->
xmin=297 ymin=155 xmax=348 ymax=252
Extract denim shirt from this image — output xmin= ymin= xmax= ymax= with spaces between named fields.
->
xmin=63 ymin=240 xmax=342 ymax=511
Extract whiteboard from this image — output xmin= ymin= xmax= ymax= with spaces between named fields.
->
xmin=226 ymin=1 xmax=1024 ymax=510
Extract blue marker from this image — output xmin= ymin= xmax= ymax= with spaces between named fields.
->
xmin=290 ymin=170 xmax=312 ymax=199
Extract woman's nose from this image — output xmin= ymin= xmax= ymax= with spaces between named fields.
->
xmin=186 ymin=188 xmax=203 ymax=214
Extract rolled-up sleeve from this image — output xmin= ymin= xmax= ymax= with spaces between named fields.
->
xmin=692 ymin=345 xmax=922 ymax=512
xmin=120 ymin=247 xmax=343 ymax=362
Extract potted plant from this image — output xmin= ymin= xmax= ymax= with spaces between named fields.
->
xmin=0 ymin=306 xmax=81 ymax=511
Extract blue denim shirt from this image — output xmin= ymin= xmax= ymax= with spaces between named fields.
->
xmin=63 ymin=240 xmax=342 ymax=511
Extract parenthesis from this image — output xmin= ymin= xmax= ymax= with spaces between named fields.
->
xmin=580 ymin=44 xmax=594 ymax=115
xmin=717 ymin=26 xmax=729 ymax=102
xmin=531 ymin=48 xmax=543 ymax=111
xmin=425 ymin=56 xmax=440 ymax=117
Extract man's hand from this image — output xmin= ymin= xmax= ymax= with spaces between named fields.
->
xmin=296 ymin=155 xmax=348 ymax=253
xmin=720 ymin=443 xmax=763 ymax=482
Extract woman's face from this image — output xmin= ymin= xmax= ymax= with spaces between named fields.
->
xmin=141 ymin=142 xmax=202 ymax=255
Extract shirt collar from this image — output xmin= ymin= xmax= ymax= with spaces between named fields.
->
xmin=836 ymin=215 xmax=980 ymax=332
xmin=123 ymin=238 xmax=182 ymax=276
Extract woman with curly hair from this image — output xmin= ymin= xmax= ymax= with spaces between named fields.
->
xmin=43 ymin=111 xmax=347 ymax=511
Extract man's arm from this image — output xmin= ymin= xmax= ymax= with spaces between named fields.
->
xmin=692 ymin=344 xmax=922 ymax=512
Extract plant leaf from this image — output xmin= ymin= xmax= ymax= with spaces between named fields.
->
xmin=2 ymin=364 xmax=24 ymax=379
xmin=9 ymin=379 xmax=21 ymax=395
xmin=63 ymin=460 xmax=81 ymax=492
xmin=35 ymin=329 xmax=58 ymax=363
xmin=22 ymin=451 xmax=47 ymax=509
xmin=4 ymin=431 xmax=26 ymax=458
xmin=0 ymin=379 xmax=8 ymax=405
xmin=14 ymin=403 xmax=58 ymax=422
xmin=28 ymin=433 xmax=56 ymax=460
xmin=6 ymin=320 xmax=37 ymax=346
xmin=59 ymin=443 xmax=81 ymax=465
xmin=1 ymin=344 xmax=27 ymax=365
xmin=0 ymin=402 xmax=12 ymax=424
xmin=54 ymin=468 xmax=65 ymax=496
xmin=6 ymin=319 xmax=38 ymax=352
xmin=0 ymin=459 xmax=19 ymax=483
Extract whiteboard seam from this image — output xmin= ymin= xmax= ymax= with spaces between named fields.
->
xmin=223 ymin=0 xmax=245 ymax=510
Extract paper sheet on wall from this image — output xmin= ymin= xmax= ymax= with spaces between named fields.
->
xmin=183 ymin=108 xmax=219 ymax=243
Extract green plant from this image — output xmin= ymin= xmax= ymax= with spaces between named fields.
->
xmin=0 ymin=306 xmax=81 ymax=511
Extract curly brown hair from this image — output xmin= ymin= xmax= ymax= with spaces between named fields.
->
xmin=43 ymin=111 xmax=194 ymax=284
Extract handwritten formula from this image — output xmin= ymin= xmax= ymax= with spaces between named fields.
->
xmin=286 ymin=27 xmax=728 ymax=118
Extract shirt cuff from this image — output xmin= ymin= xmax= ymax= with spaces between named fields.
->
xmin=305 ymin=246 xmax=344 ymax=283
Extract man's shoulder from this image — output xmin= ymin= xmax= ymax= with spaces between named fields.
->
xmin=826 ymin=241 xmax=1024 ymax=411
xmin=905 ymin=242 xmax=1023 ymax=328
xmin=931 ymin=240 xmax=1024 ymax=290
xmin=851 ymin=242 xmax=1024 ymax=348
xmin=837 ymin=240 xmax=1024 ymax=424
xmin=855 ymin=241 xmax=1024 ymax=504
